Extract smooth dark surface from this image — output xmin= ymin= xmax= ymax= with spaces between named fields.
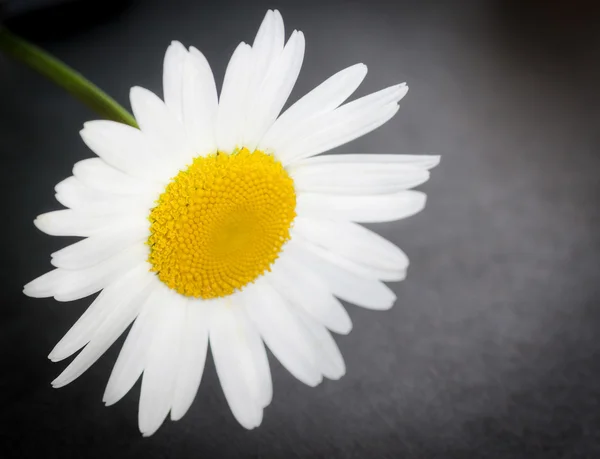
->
xmin=2 ymin=0 xmax=600 ymax=457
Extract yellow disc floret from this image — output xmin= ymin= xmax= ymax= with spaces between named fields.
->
xmin=147 ymin=148 xmax=296 ymax=299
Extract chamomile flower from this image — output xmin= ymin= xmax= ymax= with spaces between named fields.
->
xmin=24 ymin=10 xmax=439 ymax=436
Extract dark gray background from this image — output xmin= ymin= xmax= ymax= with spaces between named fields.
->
xmin=1 ymin=0 xmax=600 ymax=457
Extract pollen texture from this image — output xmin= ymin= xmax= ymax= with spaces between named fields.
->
xmin=148 ymin=148 xmax=296 ymax=299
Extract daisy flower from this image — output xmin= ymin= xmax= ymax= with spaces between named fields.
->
xmin=24 ymin=10 xmax=439 ymax=436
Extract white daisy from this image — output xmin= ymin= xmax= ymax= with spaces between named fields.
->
xmin=24 ymin=10 xmax=439 ymax=436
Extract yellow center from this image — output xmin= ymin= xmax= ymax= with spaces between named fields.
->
xmin=147 ymin=148 xmax=296 ymax=299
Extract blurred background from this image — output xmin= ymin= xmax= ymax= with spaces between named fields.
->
xmin=1 ymin=0 xmax=600 ymax=457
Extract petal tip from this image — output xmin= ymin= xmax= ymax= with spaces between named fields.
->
xmin=23 ymin=282 xmax=50 ymax=299
xmin=339 ymin=323 xmax=353 ymax=335
xmin=33 ymin=215 xmax=53 ymax=235
xmin=170 ymin=411 xmax=184 ymax=422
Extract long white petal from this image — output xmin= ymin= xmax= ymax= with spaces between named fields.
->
xmin=33 ymin=210 xmax=143 ymax=237
xmin=294 ymin=237 xmax=406 ymax=282
xmin=50 ymin=273 xmax=156 ymax=388
xmin=170 ymin=298 xmax=212 ymax=421
xmin=210 ymin=301 xmax=264 ymax=429
xmin=280 ymin=103 xmax=401 ymax=165
xmin=48 ymin=263 xmax=151 ymax=362
xmin=216 ymin=42 xmax=252 ymax=152
xmin=294 ymin=307 xmax=346 ymax=380
xmin=54 ymin=176 xmax=105 ymax=200
xmin=130 ymin=86 xmax=194 ymax=168
xmin=182 ymin=47 xmax=218 ymax=155
xmin=57 ymin=243 xmax=147 ymax=301
xmin=102 ymin=280 xmax=170 ymax=406
xmin=251 ymin=10 xmax=275 ymax=62
xmin=242 ymin=279 xmax=322 ymax=387
xmin=268 ymin=251 xmax=352 ymax=334
xmin=22 ymin=268 xmax=65 ymax=299
xmin=276 ymin=84 xmax=407 ymax=165
xmin=243 ymin=30 xmax=305 ymax=150
xmin=296 ymin=190 xmax=427 ymax=223
xmin=299 ymin=153 xmax=441 ymax=170
xmin=80 ymin=120 xmax=166 ymax=181
xmin=138 ymin=290 xmax=187 ymax=437
xmin=239 ymin=307 xmax=272 ymax=408
xmin=286 ymin=241 xmax=396 ymax=310
xmin=289 ymin=161 xmax=430 ymax=194
xmin=292 ymin=217 xmax=409 ymax=278
xmin=260 ymin=63 xmax=367 ymax=152
xmin=163 ymin=41 xmax=188 ymax=120
xmin=24 ymin=243 xmax=148 ymax=301
xmin=241 ymin=10 xmax=280 ymax=145
xmin=73 ymin=158 xmax=161 ymax=195
xmin=272 ymin=10 xmax=285 ymax=53
xmin=51 ymin=225 xmax=148 ymax=270
xmin=54 ymin=176 xmax=156 ymax=215
xmin=251 ymin=9 xmax=284 ymax=71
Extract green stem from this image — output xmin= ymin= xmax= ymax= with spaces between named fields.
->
xmin=0 ymin=28 xmax=138 ymax=128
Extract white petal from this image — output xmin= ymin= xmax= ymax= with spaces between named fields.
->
xmin=54 ymin=176 xmax=105 ymax=199
xmin=57 ymin=243 xmax=147 ymax=302
xmin=182 ymin=47 xmax=218 ymax=155
xmin=240 ymin=11 xmax=281 ymax=143
xmin=130 ymin=86 xmax=194 ymax=168
xmin=272 ymin=10 xmax=285 ymax=52
xmin=252 ymin=11 xmax=282 ymax=73
xmin=102 ymin=280 xmax=170 ymax=407
xmin=80 ymin=120 xmax=166 ymax=181
xmin=22 ymin=268 xmax=65 ymax=299
xmin=33 ymin=210 xmax=142 ymax=237
xmin=48 ymin=263 xmax=151 ymax=362
xmin=210 ymin=301 xmax=264 ymax=429
xmin=287 ymin=241 xmax=396 ymax=310
xmin=170 ymin=298 xmax=211 ymax=421
xmin=24 ymin=243 xmax=148 ymax=301
xmin=239 ymin=307 xmax=272 ymax=408
xmin=51 ymin=224 xmax=149 ymax=270
xmin=243 ymin=30 xmax=305 ymax=150
xmin=289 ymin=160 xmax=430 ymax=194
xmin=163 ymin=41 xmax=188 ymax=120
xmin=296 ymin=190 xmax=427 ymax=223
xmin=139 ymin=290 xmax=187 ymax=437
xmin=216 ymin=42 xmax=252 ymax=152
xmin=50 ymin=272 xmax=156 ymax=388
xmin=269 ymin=251 xmax=352 ymax=334
xmin=348 ymin=83 xmax=407 ymax=109
xmin=299 ymin=153 xmax=441 ymax=170
xmin=54 ymin=176 xmax=156 ymax=215
xmin=280 ymin=103 xmax=400 ymax=165
xmin=241 ymin=279 xmax=322 ymax=387
xmin=294 ymin=307 xmax=346 ymax=380
xmin=276 ymin=84 xmax=408 ymax=165
xmin=293 ymin=237 xmax=406 ymax=282
xmin=252 ymin=10 xmax=275 ymax=60
xmin=73 ymin=158 xmax=161 ymax=195
xmin=292 ymin=217 xmax=409 ymax=279
xmin=260 ymin=63 xmax=367 ymax=152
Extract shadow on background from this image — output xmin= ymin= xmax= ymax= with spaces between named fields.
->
xmin=3 ymin=0 xmax=135 ymax=41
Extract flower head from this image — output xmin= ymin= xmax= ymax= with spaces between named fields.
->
xmin=24 ymin=10 xmax=439 ymax=436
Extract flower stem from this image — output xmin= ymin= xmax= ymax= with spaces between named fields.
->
xmin=0 ymin=28 xmax=138 ymax=128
